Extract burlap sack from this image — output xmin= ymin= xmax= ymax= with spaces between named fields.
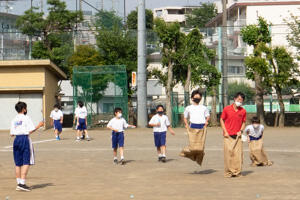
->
xmin=180 ymin=127 xmax=207 ymax=166
xmin=249 ymin=139 xmax=272 ymax=166
xmin=224 ymin=136 xmax=243 ymax=177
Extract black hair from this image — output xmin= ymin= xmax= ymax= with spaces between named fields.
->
xmin=78 ymin=101 xmax=84 ymax=108
xmin=15 ymin=101 xmax=27 ymax=113
xmin=114 ymin=107 xmax=122 ymax=115
xmin=234 ymin=92 xmax=245 ymax=100
xmin=251 ymin=116 xmax=260 ymax=124
xmin=54 ymin=104 xmax=59 ymax=108
xmin=156 ymin=105 xmax=164 ymax=110
xmin=191 ymin=89 xmax=202 ymax=98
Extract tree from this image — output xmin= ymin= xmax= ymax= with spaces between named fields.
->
xmin=242 ymin=17 xmax=299 ymax=127
xmin=126 ymin=9 xmax=154 ymax=29
xmin=186 ymin=3 xmax=217 ymax=28
xmin=287 ymin=14 xmax=300 ymax=60
xmin=228 ymin=82 xmax=255 ymax=104
xmin=152 ymin=19 xmax=184 ymax=121
xmin=94 ymin=10 xmax=123 ymax=30
xmin=68 ymin=45 xmax=103 ymax=67
xmin=16 ymin=0 xmax=83 ymax=76
xmin=96 ymin=26 xmax=137 ymax=94
xmin=241 ymin=17 xmax=271 ymax=125
xmin=173 ymin=28 xmax=220 ymax=125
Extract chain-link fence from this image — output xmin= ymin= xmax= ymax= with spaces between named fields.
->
xmin=72 ymin=65 xmax=128 ymax=128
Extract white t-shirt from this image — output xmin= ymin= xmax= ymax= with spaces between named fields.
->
xmin=149 ymin=114 xmax=170 ymax=132
xmin=107 ymin=117 xmax=128 ymax=132
xmin=75 ymin=106 xmax=87 ymax=119
xmin=10 ymin=114 xmax=35 ymax=136
xmin=50 ymin=110 xmax=63 ymax=120
xmin=184 ymin=104 xmax=210 ymax=124
xmin=245 ymin=124 xmax=264 ymax=138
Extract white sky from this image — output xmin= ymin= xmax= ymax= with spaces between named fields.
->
xmin=1 ymin=0 xmax=216 ymax=17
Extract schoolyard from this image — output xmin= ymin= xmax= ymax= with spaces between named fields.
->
xmin=0 ymin=127 xmax=299 ymax=200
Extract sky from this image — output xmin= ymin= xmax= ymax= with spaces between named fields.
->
xmin=0 ymin=0 xmax=216 ymax=17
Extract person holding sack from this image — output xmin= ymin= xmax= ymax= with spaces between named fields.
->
xmin=220 ymin=92 xmax=246 ymax=178
xmin=245 ymin=116 xmax=273 ymax=167
xmin=180 ymin=89 xmax=210 ymax=166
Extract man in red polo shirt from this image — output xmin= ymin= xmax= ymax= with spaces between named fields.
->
xmin=220 ymin=92 xmax=246 ymax=178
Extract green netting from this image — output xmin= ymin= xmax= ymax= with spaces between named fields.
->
xmin=73 ymin=65 xmax=128 ymax=128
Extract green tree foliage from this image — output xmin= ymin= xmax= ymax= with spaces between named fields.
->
xmin=287 ymin=15 xmax=300 ymax=59
xmin=68 ymin=45 xmax=103 ymax=67
xmin=186 ymin=3 xmax=217 ymax=28
xmin=242 ymin=17 xmax=299 ymax=127
xmin=16 ymin=0 xmax=83 ymax=76
xmin=126 ymin=9 xmax=154 ymax=29
xmin=228 ymin=82 xmax=255 ymax=104
xmin=94 ymin=10 xmax=123 ymax=30
xmin=241 ymin=17 xmax=271 ymax=125
xmin=96 ymin=26 xmax=137 ymax=94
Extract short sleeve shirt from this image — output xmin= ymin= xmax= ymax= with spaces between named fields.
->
xmin=107 ymin=117 xmax=128 ymax=132
xmin=221 ymin=104 xmax=246 ymax=135
xmin=10 ymin=114 xmax=35 ymax=136
xmin=75 ymin=106 xmax=87 ymax=119
xmin=184 ymin=104 xmax=210 ymax=124
xmin=245 ymin=124 xmax=264 ymax=138
xmin=149 ymin=114 xmax=170 ymax=132
xmin=50 ymin=110 xmax=63 ymax=120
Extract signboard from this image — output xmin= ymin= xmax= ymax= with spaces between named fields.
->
xmin=131 ymin=71 xmax=136 ymax=87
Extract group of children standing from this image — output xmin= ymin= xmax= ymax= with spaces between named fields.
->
xmin=9 ymin=90 xmax=272 ymax=191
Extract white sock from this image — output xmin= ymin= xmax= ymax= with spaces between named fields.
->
xmin=158 ymin=154 xmax=162 ymax=158
xmin=20 ymin=179 xmax=25 ymax=185
xmin=114 ymin=157 xmax=117 ymax=160
xmin=162 ymin=154 xmax=166 ymax=157
xmin=121 ymin=156 xmax=124 ymax=160
xmin=16 ymin=178 xmax=21 ymax=184
xmin=77 ymin=137 xmax=80 ymax=140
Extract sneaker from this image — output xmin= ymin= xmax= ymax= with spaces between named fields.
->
xmin=16 ymin=184 xmax=31 ymax=192
xmin=75 ymin=138 xmax=81 ymax=142
xmin=56 ymin=136 xmax=60 ymax=141
xmin=81 ymin=134 xmax=85 ymax=140
xmin=120 ymin=159 xmax=125 ymax=165
xmin=161 ymin=157 xmax=166 ymax=163
xmin=114 ymin=159 xmax=118 ymax=165
xmin=86 ymin=137 xmax=91 ymax=141
xmin=158 ymin=157 xmax=162 ymax=162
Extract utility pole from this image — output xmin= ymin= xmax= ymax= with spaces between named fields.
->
xmin=123 ymin=0 xmax=126 ymax=25
xmin=137 ymin=0 xmax=147 ymax=127
xmin=222 ymin=0 xmax=228 ymax=107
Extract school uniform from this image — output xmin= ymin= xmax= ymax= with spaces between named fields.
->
xmin=221 ymin=104 xmax=246 ymax=177
xmin=149 ymin=114 xmax=170 ymax=147
xmin=10 ymin=114 xmax=35 ymax=166
xmin=245 ymin=125 xmax=272 ymax=166
xmin=50 ymin=109 xmax=63 ymax=132
xmin=184 ymin=104 xmax=210 ymax=129
xmin=75 ymin=106 xmax=88 ymax=130
xmin=107 ymin=117 xmax=128 ymax=148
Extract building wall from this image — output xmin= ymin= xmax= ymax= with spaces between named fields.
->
xmin=44 ymin=67 xmax=60 ymax=128
xmin=246 ymin=5 xmax=300 ymax=55
xmin=0 ymin=66 xmax=45 ymax=88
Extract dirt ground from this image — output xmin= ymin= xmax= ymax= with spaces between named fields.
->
xmin=0 ymin=127 xmax=300 ymax=200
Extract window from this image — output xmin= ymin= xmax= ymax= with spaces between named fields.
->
xmin=228 ymin=66 xmax=244 ymax=75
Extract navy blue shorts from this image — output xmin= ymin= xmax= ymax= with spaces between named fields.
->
xmin=249 ymin=135 xmax=262 ymax=141
xmin=77 ymin=118 xmax=87 ymax=130
xmin=54 ymin=120 xmax=62 ymax=132
xmin=13 ymin=135 xmax=34 ymax=166
xmin=112 ymin=131 xmax=124 ymax=148
xmin=190 ymin=123 xmax=205 ymax=129
xmin=154 ymin=131 xmax=166 ymax=147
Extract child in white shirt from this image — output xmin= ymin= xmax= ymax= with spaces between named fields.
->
xmin=107 ymin=107 xmax=135 ymax=165
xmin=50 ymin=104 xmax=63 ymax=140
xmin=149 ymin=105 xmax=175 ymax=162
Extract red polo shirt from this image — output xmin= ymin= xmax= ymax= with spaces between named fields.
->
xmin=221 ymin=104 xmax=246 ymax=135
